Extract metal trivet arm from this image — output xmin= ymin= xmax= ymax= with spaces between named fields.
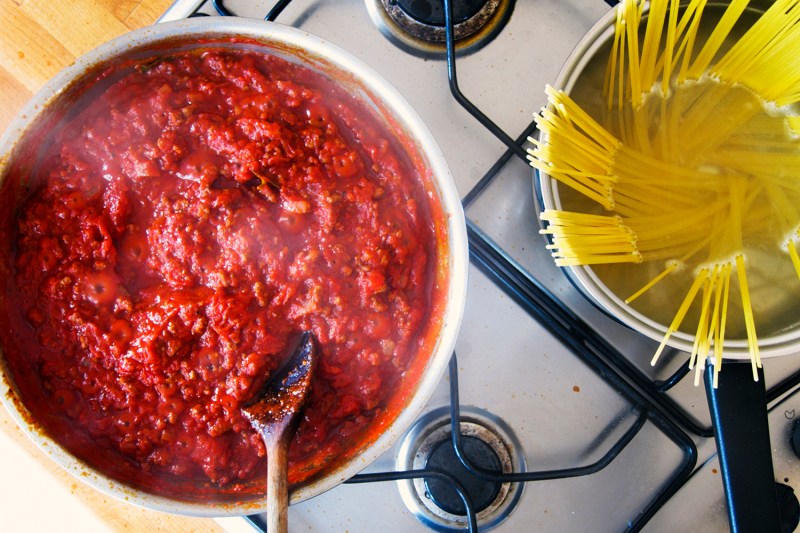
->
xmin=211 ymin=0 xmax=290 ymax=21
xmin=343 ymin=352 xmax=481 ymax=532
xmin=463 ymin=216 xmax=713 ymax=441
xmin=211 ymin=0 xmax=232 ymax=16
xmin=246 ymin=467 xmax=481 ymax=531
xmin=446 ymin=354 xmax=649 ymax=484
xmin=347 ymin=467 xmax=480 ymax=533
xmin=466 ymin=221 xmax=698 ymax=531
xmin=461 ymin=120 xmax=539 ymax=209
xmin=442 ymin=0 xmax=527 ymax=162
xmin=442 ymin=0 xmax=619 ymax=164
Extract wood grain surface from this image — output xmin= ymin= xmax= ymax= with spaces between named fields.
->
xmin=0 ymin=0 xmax=174 ymax=133
xmin=0 ymin=0 xmax=226 ymax=530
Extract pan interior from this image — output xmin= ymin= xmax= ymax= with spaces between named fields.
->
xmin=0 ymin=19 xmax=466 ymax=514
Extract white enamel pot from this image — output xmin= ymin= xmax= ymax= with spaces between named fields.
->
xmin=533 ymin=2 xmax=797 ymax=530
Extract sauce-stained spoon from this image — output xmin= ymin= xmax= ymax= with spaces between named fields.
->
xmin=241 ymin=331 xmax=317 ymax=533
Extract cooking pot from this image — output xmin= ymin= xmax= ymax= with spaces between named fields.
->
xmin=534 ymin=1 xmax=797 ymax=531
xmin=0 ymin=17 xmax=468 ymax=516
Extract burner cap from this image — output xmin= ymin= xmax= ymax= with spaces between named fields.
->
xmin=395 ymin=406 xmax=525 ymax=531
xmin=367 ymin=0 xmax=514 ymax=57
xmin=424 ymin=435 xmax=503 ymax=515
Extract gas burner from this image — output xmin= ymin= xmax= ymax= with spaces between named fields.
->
xmin=395 ymin=406 xmax=525 ymax=531
xmin=366 ymin=0 xmax=514 ymax=56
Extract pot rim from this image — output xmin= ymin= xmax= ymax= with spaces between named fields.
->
xmin=534 ymin=4 xmax=800 ymax=361
xmin=0 ymin=16 xmax=468 ymax=516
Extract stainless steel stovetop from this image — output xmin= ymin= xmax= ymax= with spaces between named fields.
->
xmin=158 ymin=1 xmax=800 ymax=531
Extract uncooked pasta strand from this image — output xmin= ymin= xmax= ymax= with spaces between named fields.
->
xmin=712 ymin=262 xmax=733 ymax=388
xmin=685 ymin=0 xmax=751 ymax=79
xmin=789 ymin=238 xmax=800 ymax=281
xmin=691 ymin=269 xmax=716 ymax=386
xmin=651 ymin=268 xmax=709 ymax=366
xmin=735 ymin=254 xmax=761 ymax=380
xmin=625 ymin=262 xmax=679 ymax=304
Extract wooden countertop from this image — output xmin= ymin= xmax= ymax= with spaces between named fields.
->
xmin=1 ymin=0 xmax=174 ymax=133
xmin=0 ymin=1 xmax=226 ymax=530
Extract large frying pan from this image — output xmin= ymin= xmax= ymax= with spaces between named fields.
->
xmin=534 ymin=2 xmax=797 ymax=531
xmin=0 ymin=17 xmax=468 ymax=516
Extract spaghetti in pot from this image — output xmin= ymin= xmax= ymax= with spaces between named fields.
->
xmin=529 ymin=0 xmax=800 ymax=386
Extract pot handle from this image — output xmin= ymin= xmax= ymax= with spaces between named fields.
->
xmin=704 ymin=359 xmax=781 ymax=532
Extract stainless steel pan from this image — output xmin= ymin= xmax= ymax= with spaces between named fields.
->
xmin=0 ymin=16 xmax=468 ymax=516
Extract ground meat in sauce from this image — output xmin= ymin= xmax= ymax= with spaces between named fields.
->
xmin=5 ymin=48 xmax=438 ymax=490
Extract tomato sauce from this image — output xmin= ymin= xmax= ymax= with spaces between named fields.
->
xmin=1 ymin=48 xmax=444 ymax=497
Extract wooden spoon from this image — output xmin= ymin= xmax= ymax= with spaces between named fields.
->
xmin=241 ymin=331 xmax=317 ymax=533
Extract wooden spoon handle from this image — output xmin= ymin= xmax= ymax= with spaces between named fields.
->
xmin=241 ymin=333 xmax=317 ymax=533
xmin=265 ymin=433 xmax=291 ymax=533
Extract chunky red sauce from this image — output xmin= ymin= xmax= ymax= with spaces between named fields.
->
xmin=1 ymin=47 xmax=444 ymax=497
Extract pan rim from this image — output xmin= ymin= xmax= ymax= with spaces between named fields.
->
xmin=0 ymin=16 xmax=468 ymax=516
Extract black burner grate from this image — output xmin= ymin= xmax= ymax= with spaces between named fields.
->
xmin=183 ymin=1 xmax=800 ymax=531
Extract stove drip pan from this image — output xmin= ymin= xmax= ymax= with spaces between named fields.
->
xmin=395 ymin=406 xmax=525 ymax=531
xmin=366 ymin=0 xmax=514 ymax=57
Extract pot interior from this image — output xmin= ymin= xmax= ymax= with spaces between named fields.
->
xmin=535 ymin=2 xmax=800 ymax=359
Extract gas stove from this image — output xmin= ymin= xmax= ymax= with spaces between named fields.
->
xmin=157 ymin=1 xmax=800 ymax=531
